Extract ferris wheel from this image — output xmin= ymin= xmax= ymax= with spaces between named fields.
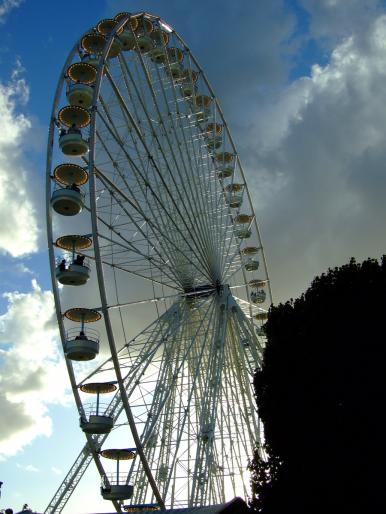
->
xmin=45 ymin=10 xmax=272 ymax=514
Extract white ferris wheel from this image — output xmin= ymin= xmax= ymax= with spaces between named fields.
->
xmin=45 ymin=10 xmax=272 ymax=514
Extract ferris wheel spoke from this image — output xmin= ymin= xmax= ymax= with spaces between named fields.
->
xmin=94 ymin=163 xmax=213 ymax=285
xmin=133 ymin=298 xmax=215 ymax=441
xmin=92 ymin=181 xmax=189 ymax=290
xmin=95 ymin=100 xmax=216 ymax=292
xmin=71 ymin=212 xmax=182 ymax=289
xmin=189 ymin=293 xmax=230 ymax=504
xmin=127 ymin=54 xmax=222 ymax=272
xmin=95 ymin=100 xmax=192 ymax=253
xmin=93 ymin=111 xmax=208 ymax=280
xmin=148 ymin=63 xmax=224 ymax=279
xmin=103 ymin=67 xmax=217 ymax=280
xmin=78 ymin=311 xmax=170 ymax=387
xmin=95 ymin=222 xmax=182 ymax=288
xmin=157 ymin=300 xmax=219 ymax=503
xmin=127 ymin=298 xmax=218 ymax=504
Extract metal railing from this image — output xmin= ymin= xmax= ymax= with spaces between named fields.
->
xmin=66 ymin=326 xmax=100 ymax=342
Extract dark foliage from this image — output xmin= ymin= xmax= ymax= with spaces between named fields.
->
xmin=250 ymin=257 xmax=386 ymax=513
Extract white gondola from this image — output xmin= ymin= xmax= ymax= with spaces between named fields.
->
xmin=81 ymin=53 xmax=100 ymax=70
xmin=181 ymin=83 xmax=196 ymax=98
xmin=217 ymin=166 xmax=234 ymax=179
xmin=235 ymin=227 xmax=251 ymax=239
xmin=79 ymin=382 xmax=116 ymax=434
xmin=181 ymin=69 xmax=198 ymax=96
xmin=245 ymin=258 xmax=259 ymax=271
xmin=151 ymin=28 xmax=169 ymax=47
xmin=255 ymin=326 xmax=266 ymax=336
xmin=67 ymin=60 xmax=97 ymax=84
xmin=51 ymin=163 xmax=88 ymax=216
xmin=234 ymin=214 xmax=252 ymax=239
xmin=51 ymin=187 xmax=84 ymax=216
xmin=137 ymin=35 xmax=153 ymax=53
xmin=55 ymin=235 xmax=92 ymax=284
xmin=150 ymin=46 xmax=166 ymax=63
xmin=166 ymin=62 xmax=184 ymax=80
xmin=101 ymin=483 xmax=134 ymax=501
xmin=64 ymin=328 xmax=100 ymax=361
xmin=63 ymin=308 xmax=101 ymax=361
xmin=66 ymin=83 xmax=94 ymax=109
xmin=55 ymin=261 xmax=90 ymax=285
xmin=115 ymin=13 xmax=139 ymax=51
xmin=100 ymin=448 xmax=136 ymax=500
xmin=193 ymin=108 xmax=210 ymax=123
xmin=206 ymin=135 xmax=222 ymax=150
xmin=254 ymin=311 xmax=268 ymax=321
xmin=225 ymin=192 xmax=243 ymax=208
xmin=119 ymin=30 xmax=137 ymax=51
xmin=167 ymin=47 xmax=183 ymax=64
xmin=251 ymin=290 xmax=266 ymax=304
xmin=81 ymin=412 xmax=114 ymax=434
xmin=59 ymin=129 xmax=89 ymax=156
xmin=224 ymin=184 xmax=244 ymax=208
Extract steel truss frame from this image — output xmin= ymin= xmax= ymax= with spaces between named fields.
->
xmin=46 ymin=10 xmax=271 ymax=514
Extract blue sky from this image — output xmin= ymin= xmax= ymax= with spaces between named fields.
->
xmin=1 ymin=0 xmax=386 ymax=512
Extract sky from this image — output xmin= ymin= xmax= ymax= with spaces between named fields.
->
xmin=1 ymin=0 xmax=386 ymax=512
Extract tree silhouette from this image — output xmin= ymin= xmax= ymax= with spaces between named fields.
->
xmin=250 ymin=258 xmax=386 ymax=513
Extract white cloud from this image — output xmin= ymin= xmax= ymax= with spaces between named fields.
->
xmin=16 ymin=463 xmax=39 ymax=472
xmin=51 ymin=466 xmax=62 ymax=475
xmin=0 ymin=280 xmax=70 ymax=458
xmin=0 ymin=0 xmax=23 ymax=23
xmin=0 ymin=262 xmax=34 ymax=275
xmin=248 ymin=14 xmax=386 ymax=301
xmin=0 ymin=64 xmax=39 ymax=257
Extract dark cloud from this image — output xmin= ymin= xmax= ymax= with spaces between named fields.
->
xmin=0 ymin=395 xmax=33 ymax=440
xmin=97 ymin=2 xmax=386 ymax=304
xmin=105 ymin=0 xmax=297 ymax=121
xmin=299 ymin=0 xmax=384 ymax=44
xmin=252 ymin=15 xmax=386 ymax=300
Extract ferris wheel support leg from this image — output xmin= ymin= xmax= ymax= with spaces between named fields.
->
xmin=189 ymin=288 xmax=230 ymax=505
xmin=44 ymin=434 xmax=121 ymax=514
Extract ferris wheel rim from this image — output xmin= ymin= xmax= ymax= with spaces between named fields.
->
xmin=46 ymin=10 xmax=271 ymax=512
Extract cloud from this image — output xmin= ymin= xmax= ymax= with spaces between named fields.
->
xmin=246 ymin=14 xmax=386 ymax=301
xmin=299 ymin=0 xmax=383 ymax=44
xmin=16 ymin=463 xmax=39 ymax=472
xmin=0 ymin=0 xmax=23 ymax=23
xmin=0 ymin=280 xmax=70 ymax=458
xmin=0 ymin=63 xmax=39 ymax=257
xmin=104 ymin=0 xmax=297 ymax=123
xmin=0 ymin=262 xmax=34 ymax=275
xmin=51 ymin=466 xmax=62 ymax=475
